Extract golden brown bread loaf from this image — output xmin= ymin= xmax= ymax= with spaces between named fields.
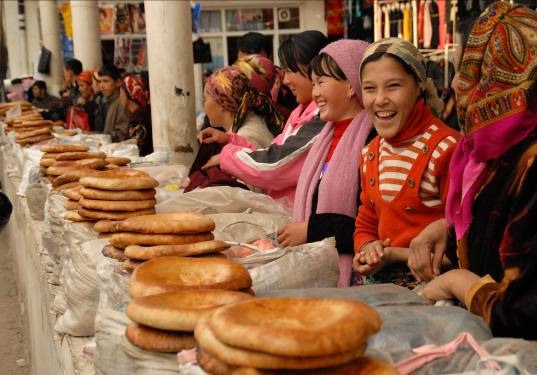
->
xmin=125 ymin=323 xmax=197 ymax=353
xmin=117 ymin=212 xmax=215 ymax=234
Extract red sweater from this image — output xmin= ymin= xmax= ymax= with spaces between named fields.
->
xmin=354 ymin=122 xmax=460 ymax=252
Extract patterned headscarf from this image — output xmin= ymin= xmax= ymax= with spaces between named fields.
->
xmin=76 ymin=71 xmax=93 ymax=85
xmin=233 ymin=54 xmax=283 ymax=104
xmin=122 ymin=74 xmax=149 ymax=108
xmin=447 ymin=2 xmax=537 ymax=239
xmin=360 ymin=37 xmax=444 ymax=116
xmin=204 ymin=66 xmax=284 ymax=135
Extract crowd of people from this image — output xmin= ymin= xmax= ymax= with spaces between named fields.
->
xmin=5 ymin=2 xmax=537 ymax=340
xmin=192 ymin=3 xmax=537 ymax=340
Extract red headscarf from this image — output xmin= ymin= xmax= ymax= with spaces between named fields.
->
xmin=76 ymin=71 xmax=93 ymax=85
xmin=122 ymin=74 xmax=149 ymax=108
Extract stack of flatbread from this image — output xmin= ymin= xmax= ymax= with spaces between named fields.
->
xmin=98 ymin=212 xmax=231 ymax=272
xmin=64 ymin=169 xmax=157 ymax=224
xmin=194 ymin=297 xmax=394 ymax=375
xmin=125 ymin=289 xmax=253 ymax=353
xmin=14 ymin=119 xmax=54 ymax=145
xmin=0 ymin=101 xmax=34 ymax=118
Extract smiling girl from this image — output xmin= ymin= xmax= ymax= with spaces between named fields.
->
xmin=353 ymin=38 xmax=460 ymax=286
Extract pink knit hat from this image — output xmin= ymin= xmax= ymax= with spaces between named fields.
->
xmin=320 ymin=39 xmax=370 ymax=106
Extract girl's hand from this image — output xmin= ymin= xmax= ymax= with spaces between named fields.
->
xmin=422 ymin=269 xmax=481 ymax=304
xmin=353 ymin=239 xmax=391 ymax=274
xmin=201 ymin=154 xmax=221 ymax=170
xmin=277 ymin=222 xmax=308 ymax=247
xmin=197 ymin=127 xmax=230 ymax=145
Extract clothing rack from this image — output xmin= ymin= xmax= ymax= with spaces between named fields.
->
xmin=373 ymin=0 xmax=458 ymax=90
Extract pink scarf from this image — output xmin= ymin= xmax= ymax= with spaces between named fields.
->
xmin=293 ymin=110 xmax=373 ymax=221
xmin=446 ymin=106 xmax=537 ymax=239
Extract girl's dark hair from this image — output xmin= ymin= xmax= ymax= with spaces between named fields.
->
xmin=308 ymin=53 xmax=347 ymax=81
xmin=456 ymin=12 xmax=481 ymax=55
xmin=361 ymin=52 xmax=420 ymax=83
xmin=278 ymin=30 xmax=329 ymax=76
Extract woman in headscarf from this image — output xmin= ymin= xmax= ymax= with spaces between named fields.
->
xmin=409 ymin=2 xmax=537 ymax=339
xmin=66 ymin=71 xmax=97 ymax=131
xmin=119 ymin=73 xmax=153 ymax=156
xmin=195 ymin=31 xmax=329 ymax=205
xmin=277 ymin=39 xmax=376 ymax=287
xmin=352 ymin=38 xmax=460 ymax=288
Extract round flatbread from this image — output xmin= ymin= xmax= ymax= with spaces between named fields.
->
xmin=39 ymin=166 xmax=47 ymax=174
xmin=197 ymin=348 xmax=238 ymax=375
xmin=102 ymin=245 xmax=127 ymax=261
xmin=126 ymin=290 xmax=253 ymax=332
xmin=78 ymin=207 xmax=156 ymax=221
xmin=64 ymin=210 xmax=96 ymax=222
xmin=124 ymin=240 xmax=229 ymax=261
xmin=105 ymin=156 xmax=131 ymax=166
xmin=40 ymin=144 xmax=88 ymax=153
xmin=110 ymin=232 xmax=213 ymax=249
xmin=195 ymin=314 xmax=365 ymax=370
xmin=121 ymin=259 xmax=143 ymax=272
xmin=55 ymin=151 xmax=106 ymax=161
xmin=20 ymin=119 xmax=52 ymax=127
xmin=98 ymin=233 xmax=114 ymax=239
xmin=125 ymin=323 xmax=196 ymax=353
xmin=79 ymin=197 xmax=156 ymax=212
xmin=93 ymin=220 xmax=121 ymax=233
xmin=63 ymin=186 xmax=82 ymax=201
xmin=117 ymin=212 xmax=215 ymax=234
xmin=43 ymin=152 xmax=62 ymax=159
xmin=15 ymin=127 xmax=51 ymax=139
xmin=129 ymin=256 xmax=252 ymax=298
xmin=103 ymin=164 xmax=119 ymax=170
xmin=55 ymin=181 xmax=81 ymax=191
xmin=40 ymin=158 xmax=56 ymax=167
xmin=79 ymin=187 xmax=156 ymax=201
xmin=52 ymin=169 xmax=94 ymax=187
xmin=79 ymin=169 xmax=158 ymax=191
xmin=47 ymin=159 xmax=107 ymax=176
xmin=16 ymin=133 xmax=53 ymax=144
xmin=210 ymin=298 xmax=381 ymax=358
xmin=65 ymin=200 xmax=80 ymax=211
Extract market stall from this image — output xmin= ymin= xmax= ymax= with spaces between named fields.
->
xmin=2 ymin=102 xmax=537 ymax=375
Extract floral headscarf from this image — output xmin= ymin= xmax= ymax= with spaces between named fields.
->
xmin=204 ymin=66 xmax=283 ymax=135
xmin=122 ymin=74 xmax=150 ymax=108
xmin=233 ymin=54 xmax=283 ymax=104
xmin=446 ymin=2 xmax=537 ymax=239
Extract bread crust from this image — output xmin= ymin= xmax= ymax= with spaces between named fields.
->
xmin=117 ymin=212 xmax=215 ymax=234
xmin=128 ymin=256 xmax=252 ymax=298
xmin=124 ymin=240 xmax=228 ymax=260
xmin=79 ymin=197 xmax=156 ymax=212
xmin=125 ymin=323 xmax=196 ymax=353
xmin=78 ymin=207 xmax=156 ymax=221
xmin=110 ymin=232 xmax=213 ymax=249
xmin=79 ymin=169 xmax=158 ymax=191
xmin=80 ymin=187 xmax=156 ymax=201
xmin=40 ymin=144 xmax=88 ymax=153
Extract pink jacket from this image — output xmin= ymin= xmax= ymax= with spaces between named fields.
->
xmin=220 ymin=101 xmax=324 ymax=208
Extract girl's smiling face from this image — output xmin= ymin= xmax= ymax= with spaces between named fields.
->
xmin=361 ymin=55 xmax=421 ymax=140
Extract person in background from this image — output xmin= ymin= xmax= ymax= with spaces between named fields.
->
xmin=60 ymin=58 xmax=82 ymax=104
xmin=119 ymin=73 xmax=153 ymax=156
xmin=196 ymin=31 xmax=329 ymax=207
xmin=277 ymin=39 xmax=375 ymax=288
xmin=237 ymin=32 xmax=271 ymax=59
xmin=94 ymin=64 xmax=129 ymax=141
xmin=353 ymin=38 xmax=459 ymax=288
xmin=409 ymin=2 xmax=537 ymax=340
xmin=66 ymin=71 xmax=97 ymax=131
xmin=30 ymin=80 xmax=61 ymax=111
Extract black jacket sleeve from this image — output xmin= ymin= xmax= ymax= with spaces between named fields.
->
xmin=307 ymin=213 xmax=356 ymax=254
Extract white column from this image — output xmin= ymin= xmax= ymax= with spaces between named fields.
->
xmin=38 ymin=0 xmax=63 ymax=96
xmin=25 ymin=0 xmax=41 ymax=75
xmin=3 ymin=0 xmax=30 ymax=78
xmin=70 ymin=0 xmax=102 ymax=70
xmin=145 ymin=0 xmax=197 ymax=166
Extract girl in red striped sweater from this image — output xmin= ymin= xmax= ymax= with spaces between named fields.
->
xmin=353 ymin=38 xmax=460 ymax=285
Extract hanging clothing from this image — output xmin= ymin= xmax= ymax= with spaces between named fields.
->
xmin=423 ymin=1 xmax=433 ymax=49
xmin=437 ymin=0 xmax=447 ymax=48
xmin=384 ymin=6 xmax=391 ymax=38
xmin=429 ymin=1 xmax=440 ymax=49
xmin=418 ymin=0 xmax=426 ymax=47
xmin=403 ymin=5 xmax=411 ymax=42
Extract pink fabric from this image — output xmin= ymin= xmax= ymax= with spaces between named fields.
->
xmin=446 ymin=106 xmax=537 ymax=239
xmin=293 ymin=110 xmax=372 ymax=221
xmin=423 ymin=2 xmax=432 ymax=49
xmin=395 ymin=332 xmax=501 ymax=375
xmin=437 ymin=0 xmax=446 ymax=49
xmin=220 ymin=101 xmax=318 ymax=207
xmin=177 ymin=348 xmax=198 ymax=365
xmin=320 ymin=39 xmax=369 ymax=106
xmin=337 ymin=254 xmax=353 ymax=287
xmin=294 ymin=39 xmax=372 ymax=222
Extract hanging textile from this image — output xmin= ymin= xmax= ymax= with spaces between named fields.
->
xmin=423 ymin=1 xmax=433 ymax=49
xmin=429 ymin=1 xmax=440 ymax=49
xmin=403 ymin=4 xmax=411 ymax=41
xmin=325 ymin=0 xmax=345 ymax=37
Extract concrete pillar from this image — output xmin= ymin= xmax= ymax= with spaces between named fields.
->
xmin=25 ymin=0 xmax=41 ymax=74
xmin=3 ymin=0 xmax=30 ymax=78
xmin=38 ymin=0 xmax=63 ymax=95
xmin=145 ymin=0 xmax=197 ymax=166
xmin=70 ymin=0 xmax=102 ymax=70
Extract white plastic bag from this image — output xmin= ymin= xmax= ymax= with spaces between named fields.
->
xmin=55 ymin=238 xmax=108 ymax=336
xmin=121 ymin=336 xmax=181 ymax=374
xmin=99 ymin=142 xmax=139 ymax=158
xmin=209 ymin=212 xmax=291 ymax=242
xmin=94 ymin=308 xmax=133 ymax=375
